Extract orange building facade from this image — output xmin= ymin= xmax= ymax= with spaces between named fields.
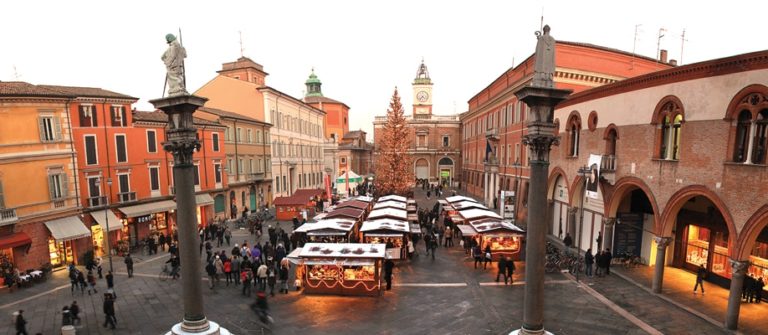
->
xmin=461 ymin=41 xmax=671 ymax=223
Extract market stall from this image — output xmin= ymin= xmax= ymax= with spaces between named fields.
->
xmin=335 ymin=171 xmax=364 ymax=196
xmin=378 ymin=195 xmax=407 ymax=203
xmin=325 ymin=208 xmax=365 ymax=223
xmin=367 ymin=208 xmax=407 ymax=221
xmin=458 ymin=208 xmax=502 ymax=223
xmin=337 ymin=200 xmax=373 ymax=213
xmin=446 ymin=195 xmax=478 ymax=204
xmin=452 ymin=201 xmax=488 ymax=211
xmin=373 ymin=201 xmax=407 ymax=211
xmin=299 ymin=243 xmax=386 ymax=296
xmin=273 ymin=189 xmax=325 ymax=221
xmin=361 ymin=219 xmax=410 ymax=259
xmin=294 ymin=219 xmax=358 ymax=243
xmin=470 ymin=219 xmax=525 ymax=261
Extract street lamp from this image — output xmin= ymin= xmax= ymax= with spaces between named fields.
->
xmin=576 ymin=165 xmax=591 ymax=283
xmin=511 ymin=159 xmax=522 ymax=225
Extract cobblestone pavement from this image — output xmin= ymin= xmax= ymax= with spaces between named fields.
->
xmin=0 ymin=187 xmax=746 ymax=334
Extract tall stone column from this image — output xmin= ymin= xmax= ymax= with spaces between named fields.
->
xmin=651 ymin=236 xmax=672 ymax=293
xmin=602 ymin=217 xmax=616 ymax=252
xmin=151 ymin=95 xmax=229 ymax=335
xmin=725 ymin=259 xmax=749 ymax=330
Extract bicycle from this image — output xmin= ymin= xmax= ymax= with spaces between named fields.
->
xmin=159 ymin=265 xmax=172 ymax=281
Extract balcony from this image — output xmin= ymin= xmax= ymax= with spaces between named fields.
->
xmin=117 ymin=192 xmax=137 ymax=203
xmin=87 ymin=196 xmax=107 ymax=208
xmin=601 ymin=154 xmax=617 ymax=185
xmin=485 ymin=128 xmax=500 ymax=141
xmin=249 ymin=172 xmax=266 ymax=182
xmin=0 ymin=208 xmax=18 ymax=226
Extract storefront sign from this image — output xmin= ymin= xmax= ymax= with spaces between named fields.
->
xmin=136 ymin=214 xmax=155 ymax=223
xmin=500 ymin=190 xmax=516 ymax=221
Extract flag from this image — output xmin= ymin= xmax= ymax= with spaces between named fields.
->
xmin=485 ymin=140 xmax=493 ymax=161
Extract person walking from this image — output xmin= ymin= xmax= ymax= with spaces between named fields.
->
xmin=124 ymin=254 xmax=134 ymax=278
xmin=225 ymin=228 xmax=232 ymax=247
xmin=384 ymin=258 xmax=394 ymax=290
xmin=584 ymin=249 xmax=594 ymax=278
xmin=505 ymin=256 xmax=516 ymax=285
xmin=231 ymin=256 xmax=241 ymax=286
xmin=77 ymin=270 xmax=87 ymax=294
xmin=473 ymin=244 xmax=483 ymax=269
xmin=103 ymin=293 xmax=116 ymax=329
xmin=241 ymin=268 xmax=253 ymax=297
xmin=86 ymin=270 xmax=98 ymax=295
xmin=106 ymin=270 xmax=114 ymax=290
xmin=205 ymin=260 xmax=217 ymax=289
xmin=495 ymin=256 xmax=507 ymax=283
xmin=267 ymin=266 xmax=277 ymax=296
xmin=214 ymin=255 xmax=224 ymax=286
xmin=224 ymin=258 xmax=232 ymax=286
xmin=483 ymin=245 xmax=493 ymax=269
xmin=604 ymin=248 xmax=613 ymax=275
xmin=444 ymin=227 xmax=453 ymax=247
xmin=279 ymin=263 xmax=289 ymax=294
xmin=694 ymin=263 xmax=707 ymax=294
xmin=594 ymin=250 xmax=604 ymax=277
xmin=15 ymin=310 xmax=27 ymax=335
xmin=257 ymin=262 xmax=268 ymax=291
xmin=69 ymin=301 xmax=81 ymax=325
xmin=69 ymin=268 xmax=79 ymax=293
xmin=755 ymin=277 xmax=764 ymax=303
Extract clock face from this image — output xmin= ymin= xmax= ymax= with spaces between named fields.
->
xmin=417 ymin=91 xmax=429 ymax=103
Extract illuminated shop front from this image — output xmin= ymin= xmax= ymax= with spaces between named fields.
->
xmin=118 ymin=200 xmax=177 ymax=247
xmin=89 ymin=210 xmax=123 ymax=257
xmin=747 ymin=229 xmax=768 ymax=297
xmin=44 ymin=216 xmax=92 ymax=267
xmin=293 ymin=219 xmax=357 ymax=243
xmin=298 ymin=243 xmax=386 ymax=296
xmin=361 ymin=219 xmax=410 ymax=260
xmin=674 ymin=210 xmax=732 ymax=287
xmin=469 ymin=219 xmax=525 ymax=261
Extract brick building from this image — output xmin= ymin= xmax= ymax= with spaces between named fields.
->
xmin=545 ymin=50 xmax=768 ymax=328
xmin=373 ymin=60 xmax=461 ymax=186
xmin=461 ymin=41 xmax=670 ymax=220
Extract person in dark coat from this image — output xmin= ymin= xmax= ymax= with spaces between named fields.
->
xmin=604 ymin=248 xmax=613 ymax=275
xmin=124 ymin=254 xmax=134 ymax=278
xmin=594 ymin=250 xmax=604 ymax=277
xmin=384 ymin=259 xmax=395 ymax=290
xmin=505 ymin=256 xmax=516 ymax=285
xmin=103 ymin=293 xmax=116 ymax=329
xmin=563 ymin=233 xmax=573 ymax=249
xmin=15 ymin=309 xmax=27 ymax=335
xmin=495 ymin=257 xmax=507 ymax=283
xmin=106 ymin=270 xmax=114 ymax=289
xmin=584 ymin=249 xmax=594 ymax=278
xmin=69 ymin=301 xmax=81 ymax=325
xmin=755 ymin=277 xmax=764 ymax=303
xmin=694 ymin=264 xmax=706 ymax=294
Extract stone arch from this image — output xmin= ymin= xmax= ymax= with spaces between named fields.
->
xmin=658 ymin=185 xmax=737 ymax=255
xmin=735 ymin=205 xmax=768 ymax=259
xmin=566 ymin=110 xmax=582 ymax=128
xmin=413 ymin=158 xmax=430 ymax=180
xmin=568 ymin=174 xmax=608 ymax=208
xmin=724 ymin=84 xmax=768 ymax=121
xmin=604 ymin=176 xmax=661 ymax=231
xmin=547 ymin=167 xmax=568 ymax=200
xmin=650 ymin=95 xmax=686 ymax=125
xmin=602 ymin=123 xmax=620 ymax=140
xmin=438 ymin=157 xmax=454 ymax=166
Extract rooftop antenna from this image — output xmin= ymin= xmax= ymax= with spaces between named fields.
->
xmin=631 ymin=24 xmax=642 ymax=69
xmin=239 ymin=31 xmax=244 ymax=57
xmin=540 ymin=7 xmax=544 ymax=31
xmin=12 ymin=65 xmax=21 ymax=80
xmin=680 ymin=28 xmax=688 ymax=65
xmin=656 ymin=27 xmax=667 ymax=61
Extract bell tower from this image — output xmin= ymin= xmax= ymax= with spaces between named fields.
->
xmin=412 ymin=59 xmax=433 ymax=119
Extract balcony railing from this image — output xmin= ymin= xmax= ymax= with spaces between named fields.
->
xmin=485 ymin=156 xmax=499 ymax=166
xmin=0 ymin=208 xmax=18 ymax=226
xmin=485 ymin=128 xmax=500 ymax=141
xmin=87 ymin=196 xmax=107 ymax=208
xmin=601 ymin=154 xmax=616 ymax=172
xmin=117 ymin=192 xmax=137 ymax=203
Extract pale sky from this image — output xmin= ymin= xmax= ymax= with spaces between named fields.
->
xmin=2 ymin=1 xmax=765 ymax=137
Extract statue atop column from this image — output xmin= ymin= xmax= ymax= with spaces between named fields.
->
xmin=162 ymin=33 xmax=188 ymax=96
xmin=531 ymin=25 xmax=555 ymax=88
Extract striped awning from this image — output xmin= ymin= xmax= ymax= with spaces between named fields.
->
xmin=45 ymin=216 xmax=91 ymax=241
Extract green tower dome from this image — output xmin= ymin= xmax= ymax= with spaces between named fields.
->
xmin=305 ymin=68 xmax=323 ymax=97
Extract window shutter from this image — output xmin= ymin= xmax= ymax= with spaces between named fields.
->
xmin=54 ymin=116 xmax=63 ymax=141
xmin=121 ymin=107 xmax=127 ymax=126
xmin=0 ymin=179 xmax=4 ymax=208
xmin=48 ymin=175 xmax=55 ymax=200
xmin=92 ymin=106 xmax=98 ymax=126
xmin=61 ymin=173 xmax=69 ymax=198
xmin=38 ymin=117 xmax=46 ymax=142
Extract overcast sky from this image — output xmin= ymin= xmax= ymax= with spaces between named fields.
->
xmin=2 ymin=1 xmax=764 ymax=137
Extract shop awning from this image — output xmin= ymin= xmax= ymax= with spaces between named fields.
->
xmin=365 ymin=233 xmax=404 ymax=238
xmin=89 ymin=210 xmax=123 ymax=232
xmin=119 ymin=200 xmax=177 ymax=218
xmin=456 ymin=224 xmax=478 ymax=237
xmin=0 ymin=232 xmax=32 ymax=249
xmin=195 ymin=194 xmax=215 ymax=206
xmin=45 ymin=216 xmax=91 ymax=241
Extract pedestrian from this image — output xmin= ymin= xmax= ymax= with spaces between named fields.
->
xmin=755 ymin=277 xmax=764 ymax=303
xmin=231 ymin=256 xmax=241 ymax=286
xmin=495 ymin=256 xmax=507 ymax=283
xmin=106 ymin=270 xmax=114 ymax=289
xmin=242 ymin=268 xmax=253 ymax=297
xmin=124 ymin=254 xmax=134 ymax=278
xmin=747 ymin=274 xmax=757 ymax=303
xmin=743 ymin=274 xmax=752 ymax=301
xmin=429 ymin=237 xmax=437 ymax=260
xmin=563 ymin=233 xmax=573 ymax=249
xmin=604 ymin=248 xmax=613 ymax=275
xmin=69 ymin=301 xmax=81 ymax=325
xmin=95 ymin=257 xmax=103 ymax=279
xmin=15 ymin=309 xmax=27 ymax=335
xmin=444 ymin=227 xmax=453 ymax=247
xmin=77 ymin=270 xmax=87 ymax=294
xmin=224 ymin=258 xmax=232 ymax=286
xmin=483 ymin=245 xmax=492 ymax=269
xmin=225 ymin=228 xmax=232 ymax=246
xmin=69 ymin=268 xmax=79 ymax=293
xmin=407 ymin=238 xmax=415 ymax=259
xmin=214 ymin=256 xmax=224 ymax=285
xmin=62 ymin=305 xmax=72 ymax=326
xmin=87 ymin=270 xmax=98 ymax=295
xmin=267 ymin=266 xmax=277 ymax=296
xmin=206 ymin=261 xmax=217 ymax=289
xmin=594 ymin=250 xmax=604 ymax=277
xmin=505 ymin=256 xmax=516 ymax=284
xmin=257 ymin=262 xmax=268 ymax=291
xmin=584 ymin=249 xmax=594 ymax=277
xmin=694 ymin=263 xmax=706 ymax=294
xmin=103 ymin=293 xmax=116 ymax=329
xmin=384 ymin=258 xmax=394 ymax=290
xmin=473 ymin=244 xmax=483 ymax=269
xmin=279 ymin=263 xmax=289 ymax=294
xmin=159 ymin=233 xmax=166 ymax=252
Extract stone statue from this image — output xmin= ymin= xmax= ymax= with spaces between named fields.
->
xmin=162 ymin=33 xmax=188 ymax=96
xmin=531 ymin=25 xmax=555 ymax=88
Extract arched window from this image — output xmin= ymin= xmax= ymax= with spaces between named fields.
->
xmin=652 ymin=97 xmax=685 ymax=160
xmin=566 ymin=112 xmax=581 ymax=157
xmin=726 ymin=86 xmax=768 ymax=164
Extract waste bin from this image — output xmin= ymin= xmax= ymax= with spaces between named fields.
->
xmin=61 ymin=325 xmax=76 ymax=335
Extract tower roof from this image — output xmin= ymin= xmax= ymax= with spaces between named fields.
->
xmin=413 ymin=58 xmax=432 ymax=85
xmin=305 ymin=68 xmax=323 ymax=97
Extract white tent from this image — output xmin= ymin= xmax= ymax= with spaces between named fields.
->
xmin=336 ymin=170 xmax=362 ymax=194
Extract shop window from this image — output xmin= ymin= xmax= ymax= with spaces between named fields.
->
xmin=749 ymin=241 xmax=768 ymax=280
xmin=685 ymin=225 xmax=710 ymax=267
xmin=653 ymin=97 xmax=685 ymax=160
xmin=712 ymin=231 xmax=730 ymax=277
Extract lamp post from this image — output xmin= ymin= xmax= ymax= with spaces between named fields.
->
xmin=576 ymin=165 xmax=590 ymax=283
xmin=512 ymin=159 xmax=522 ymax=225
xmin=511 ymin=25 xmax=572 ymax=335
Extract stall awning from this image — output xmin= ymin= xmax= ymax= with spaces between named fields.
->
xmin=0 ymin=232 xmax=32 ymax=249
xmin=195 ymin=194 xmax=215 ymax=206
xmin=45 ymin=216 xmax=91 ymax=241
xmin=119 ymin=200 xmax=177 ymax=218
xmin=286 ymin=248 xmax=303 ymax=265
xmin=456 ymin=224 xmax=478 ymax=237
xmin=89 ymin=210 xmax=122 ymax=232
xmin=365 ymin=233 xmax=404 ymax=238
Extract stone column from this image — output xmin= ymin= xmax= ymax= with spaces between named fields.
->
xmin=725 ymin=259 xmax=749 ymax=330
xmin=651 ymin=236 xmax=672 ymax=293
xmin=602 ymin=217 xmax=616 ymax=252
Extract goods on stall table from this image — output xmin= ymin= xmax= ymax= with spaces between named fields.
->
xmin=308 ymin=265 xmax=339 ymax=280
xmin=343 ymin=266 xmax=375 ymax=281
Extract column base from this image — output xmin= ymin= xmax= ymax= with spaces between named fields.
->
xmin=509 ymin=328 xmax=554 ymax=335
xmin=166 ymin=321 xmax=231 ymax=335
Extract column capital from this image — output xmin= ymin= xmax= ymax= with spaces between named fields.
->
xmin=522 ymin=133 xmax=559 ymax=162
xmin=729 ymin=259 xmax=750 ymax=276
xmin=602 ymin=217 xmax=616 ymax=226
xmin=653 ymin=236 xmax=672 ymax=248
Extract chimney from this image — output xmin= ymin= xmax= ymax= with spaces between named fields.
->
xmin=660 ymin=49 xmax=668 ymax=63
xmin=669 ymin=59 xmax=678 ymax=66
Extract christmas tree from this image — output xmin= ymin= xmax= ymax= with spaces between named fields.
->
xmin=375 ymin=87 xmax=413 ymax=196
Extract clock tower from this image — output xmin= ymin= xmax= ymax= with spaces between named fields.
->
xmin=413 ymin=59 xmax=433 ymax=119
